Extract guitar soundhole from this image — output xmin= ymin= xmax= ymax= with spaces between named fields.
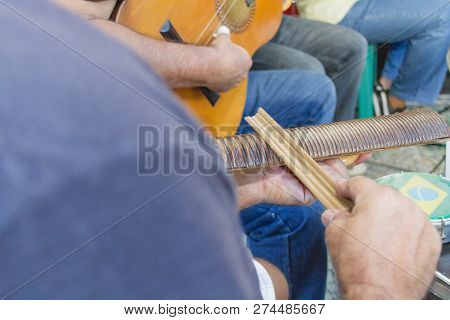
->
xmin=215 ymin=0 xmax=256 ymax=33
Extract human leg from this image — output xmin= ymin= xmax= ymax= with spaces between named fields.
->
xmin=340 ymin=0 xmax=450 ymax=105
xmin=239 ymin=69 xmax=336 ymax=133
xmin=252 ymin=42 xmax=325 ymax=74
xmin=265 ymin=16 xmax=367 ymax=120
xmin=380 ymin=41 xmax=409 ymax=88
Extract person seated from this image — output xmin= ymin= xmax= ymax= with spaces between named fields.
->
xmin=53 ymin=0 xmax=343 ymax=299
xmin=379 ymin=41 xmax=408 ymax=92
xmin=299 ymin=0 xmax=450 ymax=113
xmin=371 ymin=41 xmax=409 ymax=116
xmin=253 ymin=15 xmax=368 ymax=121
xmin=0 ymin=0 xmax=441 ymax=299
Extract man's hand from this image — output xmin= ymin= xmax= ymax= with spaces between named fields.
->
xmin=234 ymin=158 xmax=349 ymax=209
xmin=322 ymin=177 xmax=442 ymax=300
xmin=206 ymin=33 xmax=253 ymax=92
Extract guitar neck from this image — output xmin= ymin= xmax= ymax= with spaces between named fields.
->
xmin=216 ymin=108 xmax=449 ymax=171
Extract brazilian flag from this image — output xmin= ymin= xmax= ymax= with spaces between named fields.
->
xmin=377 ymin=173 xmax=449 ymax=220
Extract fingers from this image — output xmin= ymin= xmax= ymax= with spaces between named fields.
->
xmin=276 ymin=168 xmax=313 ymax=204
xmin=336 ymin=176 xmax=378 ymax=201
xmin=212 ymin=26 xmax=231 ymax=45
xmin=321 ymin=208 xmax=349 ymax=226
xmin=211 ymin=33 xmax=231 ymax=47
xmin=321 ymin=158 xmax=349 ymax=180
xmin=261 ymin=167 xmax=315 ymax=205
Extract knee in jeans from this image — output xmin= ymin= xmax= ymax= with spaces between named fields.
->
xmin=303 ymin=56 xmax=326 ymax=74
xmin=318 ymin=75 xmax=337 ymax=108
xmin=310 ymin=74 xmax=337 ymax=122
xmin=344 ymin=30 xmax=368 ymax=63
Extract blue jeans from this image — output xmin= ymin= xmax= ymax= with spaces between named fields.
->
xmin=340 ymin=0 xmax=450 ymax=104
xmin=240 ymin=70 xmax=336 ymax=131
xmin=382 ymin=41 xmax=408 ymax=81
xmin=241 ymin=70 xmax=336 ymax=299
xmin=253 ymin=16 xmax=367 ymax=121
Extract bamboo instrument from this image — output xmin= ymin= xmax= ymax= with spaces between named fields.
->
xmin=246 ymin=109 xmax=353 ymax=211
xmin=217 ymin=108 xmax=449 ymax=172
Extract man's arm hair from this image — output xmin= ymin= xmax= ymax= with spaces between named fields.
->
xmin=53 ymin=0 xmax=220 ymax=89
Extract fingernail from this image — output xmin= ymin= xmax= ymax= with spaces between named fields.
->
xmin=216 ymin=25 xmax=230 ymax=35
xmin=322 ymin=209 xmax=338 ymax=226
xmin=335 ymin=179 xmax=347 ymax=190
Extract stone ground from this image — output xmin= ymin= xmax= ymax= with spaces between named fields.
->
xmin=325 ymin=92 xmax=450 ymax=300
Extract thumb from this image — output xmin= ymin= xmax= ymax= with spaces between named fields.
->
xmin=322 ymin=209 xmax=349 ymax=227
xmin=336 ymin=176 xmax=377 ymax=201
xmin=216 ymin=25 xmax=231 ymax=37
xmin=212 ymin=26 xmax=231 ymax=45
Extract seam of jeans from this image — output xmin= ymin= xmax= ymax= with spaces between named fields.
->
xmin=268 ymin=210 xmax=296 ymax=297
xmin=287 ymin=232 xmax=298 ymax=299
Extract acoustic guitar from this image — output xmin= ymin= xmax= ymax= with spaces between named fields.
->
xmin=115 ymin=0 xmax=286 ymax=137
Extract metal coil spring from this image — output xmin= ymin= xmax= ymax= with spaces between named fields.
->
xmin=216 ymin=108 xmax=450 ymax=171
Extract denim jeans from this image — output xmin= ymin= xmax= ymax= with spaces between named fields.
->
xmin=340 ymin=0 xmax=450 ymax=105
xmin=252 ymin=16 xmax=368 ymax=121
xmin=241 ymin=70 xmax=336 ymax=131
xmin=382 ymin=41 xmax=408 ymax=81
xmin=240 ymin=70 xmax=336 ymax=299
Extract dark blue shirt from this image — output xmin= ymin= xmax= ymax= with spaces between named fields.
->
xmin=0 ymin=0 xmax=260 ymax=299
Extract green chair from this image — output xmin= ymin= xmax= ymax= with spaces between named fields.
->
xmin=357 ymin=44 xmax=377 ymax=118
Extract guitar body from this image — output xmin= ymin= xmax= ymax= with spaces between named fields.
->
xmin=116 ymin=0 xmax=283 ymax=136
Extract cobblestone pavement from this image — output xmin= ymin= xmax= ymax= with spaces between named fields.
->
xmin=325 ymin=94 xmax=450 ymax=300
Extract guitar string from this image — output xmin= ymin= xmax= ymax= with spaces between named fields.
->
xmin=194 ymin=0 xmax=231 ymax=44
xmin=194 ymin=0 xmax=242 ymax=45
xmin=202 ymin=0 xmax=256 ymax=46
xmin=196 ymin=0 xmax=252 ymax=45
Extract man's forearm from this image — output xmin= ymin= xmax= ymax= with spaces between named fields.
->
xmin=54 ymin=0 xmax=219 ymax=89
xmin=92 ymin=20 xmax=218 ymax=89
